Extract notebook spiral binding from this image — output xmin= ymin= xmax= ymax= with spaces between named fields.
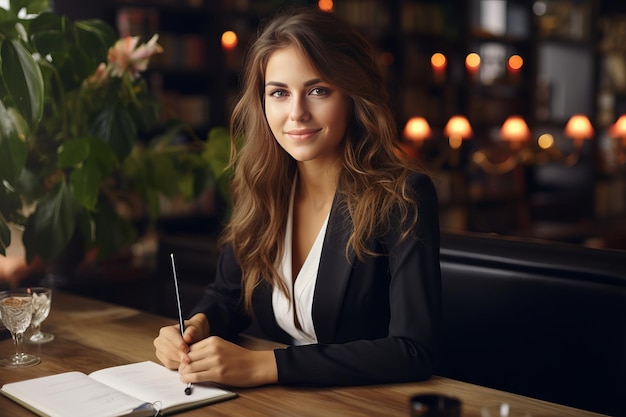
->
xmin=151 ymin=401 xmax=163 ymax=416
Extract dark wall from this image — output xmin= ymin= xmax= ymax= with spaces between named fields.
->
xmin=52 ymin=0 xmax=111 ymax=20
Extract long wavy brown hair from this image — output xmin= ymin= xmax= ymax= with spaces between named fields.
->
xmin=222 ymin=7 xmax=424 ymax=313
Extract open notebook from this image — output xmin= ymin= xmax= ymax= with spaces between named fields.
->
xmin=1 ymin=360 xmax=237 ymax=417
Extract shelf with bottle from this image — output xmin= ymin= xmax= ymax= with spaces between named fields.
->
xmin=533 ymin=0 xmax=594 ymax=44
xmin=112 ymin=0 xmax=223 ymax=131
xmin=595 ymin=12 xmax=626 ymax=130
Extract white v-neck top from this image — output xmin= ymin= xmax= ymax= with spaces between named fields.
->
xmin=272 ymin=180 xmax=330 ymax=345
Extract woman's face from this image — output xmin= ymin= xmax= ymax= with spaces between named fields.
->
xmin=264 ymin=46 xmax=350 ymax=166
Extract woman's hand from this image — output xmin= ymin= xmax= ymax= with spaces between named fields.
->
xmin=179 ymin=336 xmax=278 ymax=387
xmin=154 ymin=313 xmax=209 ymax=370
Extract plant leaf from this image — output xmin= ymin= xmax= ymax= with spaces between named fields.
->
xmin=144 ymin=187 xmax=160 ymax=221
xmin=0 ymin=100 xmax=28 ymax=184
xmin=10 ymin=0 xmax=49 ymax=15
xmin=74 ymin=19 xmax=117 ymax=62
xmin=190 ymin=163 xmax=213 ymax=197
xmin=56 ymin=137 xmax=91 ymax=168
xmin=147 ymin=152 xmax=179 ymax=197
xmin=0 ymin=183 xmax=23 ymax=224
xmin=0 ymin=216 xmax=10 ymax=256
xmin=22 ymin=179 xmax=78 ymax=262
xmin=69 ymin=161 xmax=100 ymax=211
xmin=92 ymin=102 xmax=137 ymax=160
xmin=204 ymin=126 xmax=231 ymax=177
xmin=1 ymin=38 xmax=44 ymax=130
xmin=86 ymin=136 xmax=118 ymax=176
xmin=68 ymin=136 xmax=118 ymax=211
xmin=29 ymin=12 xmax=69 ymax=58
xmin=131 ymin=88 xmax=160 ymax=133
xmin=90 ymin=201 xmax=136 ymax=260
xmin=13 ymin=165 xmax=40 ymax=204
xmin=0 ymin=7 xmax=19 ymax=36
xmin=204 ymin=127 xmax=232 ymax=204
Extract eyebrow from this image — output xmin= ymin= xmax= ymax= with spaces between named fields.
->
xmin=265 ymin=78 xmax=323 ymax=88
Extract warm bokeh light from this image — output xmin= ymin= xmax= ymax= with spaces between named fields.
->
xmin=430 ymin=52 xmax=446 ymax=82
xmin=500 ymin=116 xmax=530 ymax=144
xmin=318 ymin=0 xmax=333 ymax=11
xmin=403 ymin=117 xmax=432 ymax=143
xmin=564 ymin=114 xmax=594 ymax=138
xmin=444 ymin=115 xmax=473 ymax=149
xmin=508 ymin=54 xmax=523 ymax=71
xmin=609 ymin=115 xmax=626 ymax=140
xmin=465 ymin=53 xmax=481 ymax=70
xmin=538 ymin=133 xmax=554 ymax=150
xmin=444 ymin=115 xmax=473 ymax=138
xmin=564 ymin=114 xmax=594 ymax=148
xmin=431 ymin=52 xmax=447 ymax=69
xmin=221 ymin=31 xmax=238 ymax=50
xmin=449 ymin=135 xmax=463 ymax=149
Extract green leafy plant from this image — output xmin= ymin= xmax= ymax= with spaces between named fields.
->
xmin=0 ymin=0 xmax=229 ymax=265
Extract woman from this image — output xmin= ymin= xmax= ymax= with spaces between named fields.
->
xmin=154 ymin=7 xmax=441 ymax=388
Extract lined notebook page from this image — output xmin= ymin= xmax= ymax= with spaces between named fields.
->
xmin=1 ymin=371 xmax=150 ymax=417
xmin=89 ymin=361 xmax=234 ymax=410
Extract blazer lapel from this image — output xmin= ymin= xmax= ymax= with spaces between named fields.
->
xmin=312 ymin=197 xmax=356 ymax=343
xmin=252 ymin=280 xmax=292 ymax=344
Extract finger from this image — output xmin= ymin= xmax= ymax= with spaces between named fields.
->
xmin=179 ymin=358 xmax=215 ymax=384
xmin=179 ymin=350 xmax=192 ymax=365
xmin=161 ymin=324 xmax=189 ymax=352
xmin=154 ymin=340 xmax=179 ymax=369
xmin=154 ymin=325 xmax=189 ymax=369
xmin=182 ymin=322 xmax=206 ymax=345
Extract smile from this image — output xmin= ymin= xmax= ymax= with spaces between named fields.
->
xmin=285 ymin=128 xmax=321 ymax=141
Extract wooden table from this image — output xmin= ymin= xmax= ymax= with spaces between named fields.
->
xmin=0 ymin=291 xmax=608 ymax=417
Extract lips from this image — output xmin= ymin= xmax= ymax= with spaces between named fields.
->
xmin=284 ymin=128 xmax=321 ymax=141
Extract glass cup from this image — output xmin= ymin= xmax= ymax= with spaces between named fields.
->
xmin=481 ymin=402 xmax=532 ymax=417
xmin=0 ymin=290 xmax=41 ymax=368
xmin=410 ymin=394 xmax=462 ymax=417
xmin=25 ymin=287 xmax=55 ymax=344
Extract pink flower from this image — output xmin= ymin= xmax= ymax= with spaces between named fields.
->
xmin=107 ymin=34 xmax=163 ymax=80
xmin=84 ymin=62 xmax=109 ymax=87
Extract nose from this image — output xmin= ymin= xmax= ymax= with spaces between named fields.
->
xmin=289 ymin=95 xmax=311 ymax=122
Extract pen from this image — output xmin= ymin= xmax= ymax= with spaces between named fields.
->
xmin=170 ymin=253 xmax=193 ymax=396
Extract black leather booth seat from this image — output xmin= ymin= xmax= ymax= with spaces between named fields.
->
xmin=156 ymin=229 xmax=626 ymax=416
xmin=438 ymin=232 xmax=626 ymax=417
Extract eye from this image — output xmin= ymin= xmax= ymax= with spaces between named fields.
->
xmin=309 ymin=87 xmax=329 ymax=96
xmin=268 ymin=89 xmax=288 ymax=98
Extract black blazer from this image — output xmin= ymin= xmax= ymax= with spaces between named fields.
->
xmin=190 ymin=173 xmax=441 ymax=386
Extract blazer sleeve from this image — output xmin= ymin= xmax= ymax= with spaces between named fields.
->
xmin=274 ymin=173 xmax=442 ymax=386
xmin=188 ymin=244 xmax=250 ymax=341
